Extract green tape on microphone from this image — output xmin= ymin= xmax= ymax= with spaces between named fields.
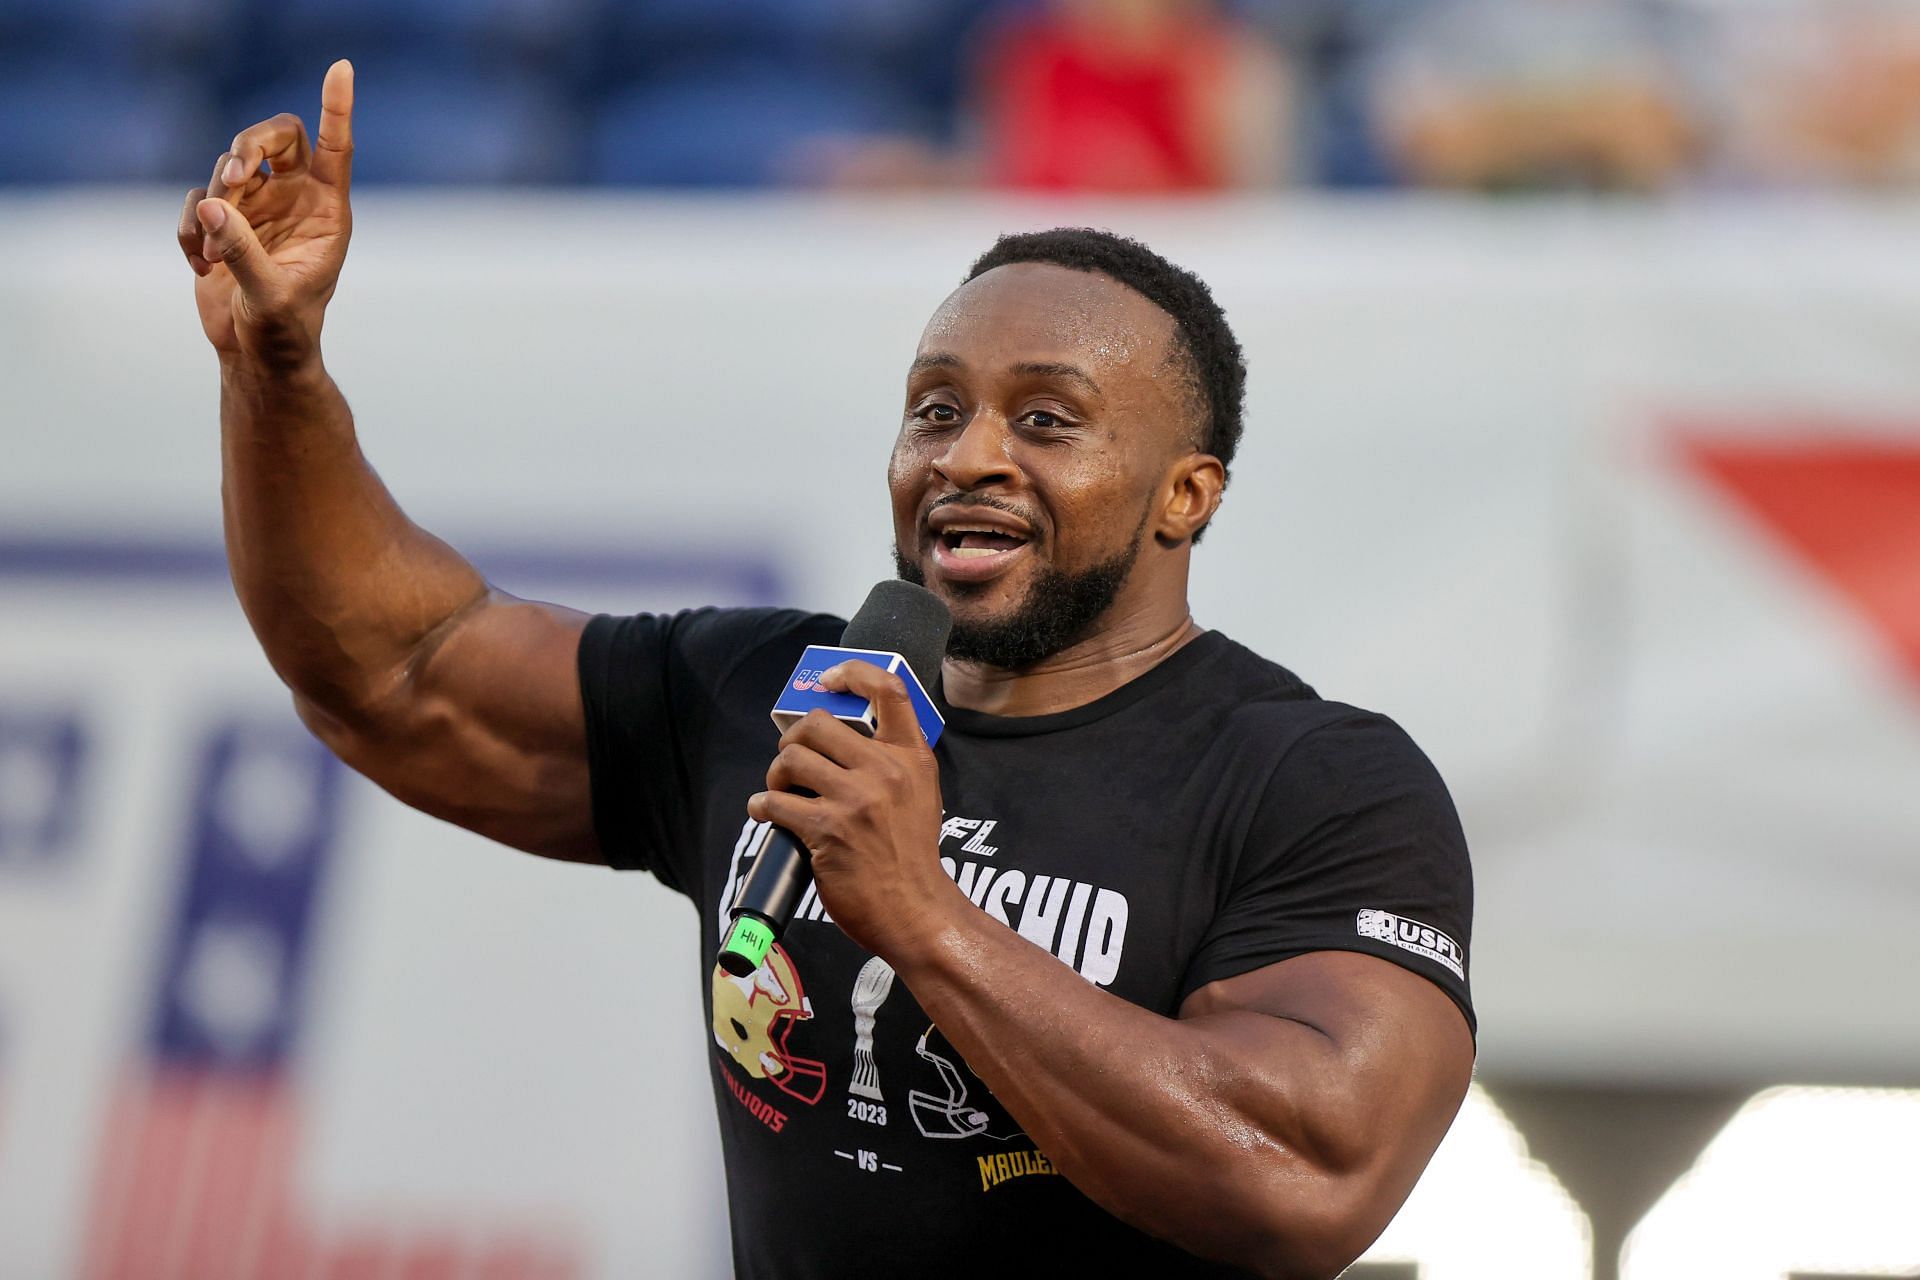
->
xmin=719 ymin=914 xmax=776 ymax=976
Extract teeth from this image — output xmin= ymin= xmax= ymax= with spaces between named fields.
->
xmin=951 ymin=546 xmax=1013 ymax=559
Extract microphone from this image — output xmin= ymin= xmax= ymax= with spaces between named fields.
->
xmin=716 ymin=581 xmax=952 ymax=977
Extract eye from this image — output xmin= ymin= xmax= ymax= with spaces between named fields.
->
xmin=1018 ymin=409 xmax=1073 ymax=432
xmin=914 ymin=401 xmax=962 ymax=426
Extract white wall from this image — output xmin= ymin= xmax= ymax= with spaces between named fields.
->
xmin=3 ymin=194 xmax=1918 ymax=1275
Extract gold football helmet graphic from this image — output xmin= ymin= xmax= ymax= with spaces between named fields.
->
xmin=711 ymin=943 xmax=827 ymax=1105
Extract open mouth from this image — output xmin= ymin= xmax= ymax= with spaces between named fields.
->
xmin=924 ymin=503 xmax=1038 ymax=583
xmin=938 ymin=527 xmax=1030 ymax=559
xmin=926 ymin=520 xmax=1035 ymax=583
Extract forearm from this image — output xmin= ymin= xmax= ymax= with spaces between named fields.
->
xmin=219 ymin=354 xmax=486 ymax=718
xmin=886 ymin=905 xmax=1361 ymax=1276
xmin=759 ymin=665 xmax=1464 ymax=1271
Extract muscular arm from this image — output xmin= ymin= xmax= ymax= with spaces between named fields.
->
xmin=225 ymin=362 xmax=595 ymax=860
xmin=889 ymin=922 xmax=1472 ymax=1277
xmin=182 ymin=63 xmax=597 ymax=862
xmin=752 ymin=662 xmax=1474 ymax=1278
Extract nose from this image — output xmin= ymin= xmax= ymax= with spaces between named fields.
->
xmin=932 ymin=411 xmax=1019 ymax=493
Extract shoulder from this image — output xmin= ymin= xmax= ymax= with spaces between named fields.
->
xmin=581 ymin=606 xmax=844 ymax=699
xmin=657 ymin=605 xmax=843 ymax=660
xmin=1196 ymin=634 xmax=1452 ymax=804
xmin=1186 ymin=631 xmax=1321 ymax=708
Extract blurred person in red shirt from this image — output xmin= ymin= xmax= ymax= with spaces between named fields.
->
xmin=973 ymin=0 xmax=1292 ymax=191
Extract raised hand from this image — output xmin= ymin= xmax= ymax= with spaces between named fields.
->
xmin=177 ymin=59 xmax=355 ymax=369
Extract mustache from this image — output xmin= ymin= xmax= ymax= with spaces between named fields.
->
xmin=925 ymin=491 xmax=1042 ymax=530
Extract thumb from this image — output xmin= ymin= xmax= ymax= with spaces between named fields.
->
xmin=196 ymin=198 xmax=276 ymax=294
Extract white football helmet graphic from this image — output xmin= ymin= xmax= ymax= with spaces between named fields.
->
xmin=908 ymin=1023 xmax=1009 ymax=1140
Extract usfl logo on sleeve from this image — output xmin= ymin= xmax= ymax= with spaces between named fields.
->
xmin=1356 ymin=909 xmax=1465 ymax=979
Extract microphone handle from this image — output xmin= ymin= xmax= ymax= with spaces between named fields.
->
xmin=717 ymin=821 xmax=812 ymax=976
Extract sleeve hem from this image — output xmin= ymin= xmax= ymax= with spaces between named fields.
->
xmin=578 ymin=614 xmax=671 ymax=882
xmin=1180 ymin=939 xmax=1477 ymax=1040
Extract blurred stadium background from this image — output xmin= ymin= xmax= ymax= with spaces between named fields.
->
xmin=4 ymin=0 xmax=1920 ymax=1276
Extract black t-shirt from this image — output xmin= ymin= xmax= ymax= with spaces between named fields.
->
xmin=578 ymin=607 xmax=1474 ymax=1279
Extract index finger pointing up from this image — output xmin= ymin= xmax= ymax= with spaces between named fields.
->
xmin=313 ymin=59 xmax=354 ymax=186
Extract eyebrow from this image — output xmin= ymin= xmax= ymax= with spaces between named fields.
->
xmin=1010 ymin=361 xmax=1101 ymax=396
xmin=909 ymin=353 xmax=1103 ymax=397
xmin=909 ymin=353 xmax=963 ymax=376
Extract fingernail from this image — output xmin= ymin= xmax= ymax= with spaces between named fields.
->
xmin=224 ymin=157 xmax=246 ymax=185
xmin=198 ymin=201 xmax=226 ymax=232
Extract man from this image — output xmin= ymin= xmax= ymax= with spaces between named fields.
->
xmin=175 ymin=62 xmax=1474 ymax=1280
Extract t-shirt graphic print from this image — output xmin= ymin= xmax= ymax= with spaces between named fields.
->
xmin=579 ymin=607 xmax=1474 ymax=1280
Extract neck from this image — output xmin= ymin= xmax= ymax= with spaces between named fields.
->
xmin=941 ymin=600 xmax=1204 ymax=718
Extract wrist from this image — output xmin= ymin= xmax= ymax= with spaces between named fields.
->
xmin=878 ymin=880 xmax=981 ymax=979
xmin=220 ymin=349 xmax=330 ymax=400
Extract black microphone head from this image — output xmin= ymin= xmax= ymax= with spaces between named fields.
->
xmin=840 ymin=580 xmax=951 ymax=687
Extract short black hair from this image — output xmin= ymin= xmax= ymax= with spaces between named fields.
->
xmin=965 ymin=227 xmax=1246 ymax=537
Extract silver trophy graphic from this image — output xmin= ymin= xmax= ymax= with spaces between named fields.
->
xmin=849 ymin=956 xmax=897 ymax=1101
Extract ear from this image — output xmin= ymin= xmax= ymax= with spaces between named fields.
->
xmin=1153 ymin=452 xmax=1225 ymax=547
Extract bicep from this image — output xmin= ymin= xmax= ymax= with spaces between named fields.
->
xmin=1179 ymin=951 xmax=1474 ymax=1254
xmin=298 ymin=590 xmax=601 ymax=863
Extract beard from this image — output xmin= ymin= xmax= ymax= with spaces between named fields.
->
xmin=894 ymin=535 xmax=1142 ymax=671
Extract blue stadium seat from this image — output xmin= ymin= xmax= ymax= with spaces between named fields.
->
xmin=606 ymin=0 xmax=986 ymax=70
xmin=0 ymin=65 xmax=214 ymax=182
xmin=269 ymin=0 xmax=602 ymax=68
xmin=608 ymin=0 xmax=810 ymax=64
xmin=588 ymin=62 xmax=914 ymax=186
xmin=233 ymin=65 xmax=576 ymax=184
xmin=0 ymin=0 xmax=241 ymax=64
xmin=805 ymin=0 xmax=995 ymax=61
